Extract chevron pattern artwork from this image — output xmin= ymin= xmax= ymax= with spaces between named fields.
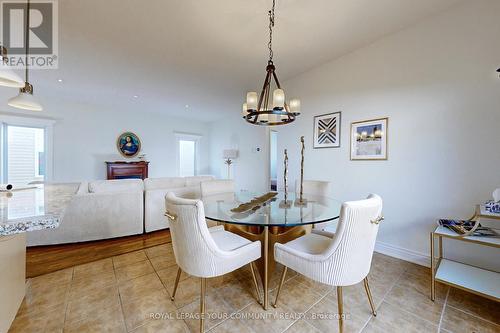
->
xmin=313 ymin=112 xmax=341 ymax=148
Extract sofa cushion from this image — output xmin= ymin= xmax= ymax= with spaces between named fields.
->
xmin=185 ymin=175 xmax=215 ymax=187
xmin=89 ymin=179 xmax=144 ymax=193
xmin=144 ymin=177 xmax=186 ymax=190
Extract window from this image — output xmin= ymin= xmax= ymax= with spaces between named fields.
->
xmin=0 ymin=116 xmax=54 ymax=185
xmin=176 ymin=133 xmax=201 ymax=177
xmin=6 ymin=126 xmax=45 ymax=184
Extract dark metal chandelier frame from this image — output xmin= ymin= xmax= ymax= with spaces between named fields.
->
xmin=243 ymin=0 xmax=299 ymax=126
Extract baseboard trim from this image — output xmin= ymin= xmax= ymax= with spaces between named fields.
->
xmin=375 ymin=241 xmax=430 ymax=267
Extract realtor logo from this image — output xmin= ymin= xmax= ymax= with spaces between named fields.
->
xmin=1 ymin=0 xmax=58 ymax=69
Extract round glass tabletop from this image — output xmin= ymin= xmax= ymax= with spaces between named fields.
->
xmin=203 ymin=191 xmax=341 ymax=227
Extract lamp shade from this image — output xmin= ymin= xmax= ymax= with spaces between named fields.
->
xmin=0 ymin=61 xmax=25 ymax=88
xmin=272 ymin=89 xmax=285 ymax=109
xmin=223 ymin=149 xmax=238 ymax=159
xmin=8 ymin=91 xmax=43 ymax=111
xmin=289 ymin=99 xmax=301 ymax=114
xmin=246 ymin=92 xmax=258 ymax=110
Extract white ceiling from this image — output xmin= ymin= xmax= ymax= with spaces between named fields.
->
xmin=28 ymin=0 xmax=462 ymax=121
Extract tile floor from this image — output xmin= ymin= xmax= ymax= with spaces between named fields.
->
xmin=9 ymin=244 xmax=500 ymax=333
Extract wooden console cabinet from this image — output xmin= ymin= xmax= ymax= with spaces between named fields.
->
xmin=106 ymin=161 xmax=149 ymax=180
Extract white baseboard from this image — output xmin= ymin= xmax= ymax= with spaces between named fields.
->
xmin=375 ymin=241 xmax=430 ymax=267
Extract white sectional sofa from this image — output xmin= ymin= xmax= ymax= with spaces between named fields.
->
xmin=144 ymin=175 xmax=214 ymax=232
xmin=27 ymin=179 xmax=145 ymax=246
xmin=26 ymin=176 xmax=215 ymax=246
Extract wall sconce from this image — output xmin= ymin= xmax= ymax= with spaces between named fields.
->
xmin=223 ymin=149 xmax=238 ymax=179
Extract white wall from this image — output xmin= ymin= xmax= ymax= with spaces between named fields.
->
xmin=0 ymin=99 xmax=211 ymax=182
xmin=209 ymin=0 xmax=500 ymax=269
xmin=209 ymin=117 xmax=269 ymax=193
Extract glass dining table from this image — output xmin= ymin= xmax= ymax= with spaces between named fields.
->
xmin=203 ymin=191 xmax=341 ymax=309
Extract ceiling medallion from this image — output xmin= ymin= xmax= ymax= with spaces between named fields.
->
xmin=242 ymin=0 xmax=300 ymax=126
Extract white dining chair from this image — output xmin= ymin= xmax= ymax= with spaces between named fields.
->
xmin=295 ymin=180 xmax=332 ymax=230
xmin=273 ymin=194 xmax=383 ymax=333
xmin=165 ymin=192 xmax=262 ymax=333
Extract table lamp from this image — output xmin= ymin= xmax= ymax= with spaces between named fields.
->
xmin=223 ymin=149 xmax=238 ymax=179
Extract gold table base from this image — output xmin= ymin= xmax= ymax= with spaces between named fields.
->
xmin=224 ymin=222 xmax=312 ymax=309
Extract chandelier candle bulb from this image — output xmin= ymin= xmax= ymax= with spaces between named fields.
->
xmin=246 ymin=92 xmax=258 ymax=110
xmin=289 ymin=99 xmax=301 ymax=114
xmin=272 ymin=89 xmax=285 ymax=109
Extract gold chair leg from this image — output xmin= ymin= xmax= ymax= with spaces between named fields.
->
xmin=272 ymin=266 xmax=287 ymax=308
xmin=337 ymin=286 xmax=344 ymax=333
xmin=249 ymin=262 xmax=262 ymax=305
xmin=200 ymin=278 xmax=206 ymax=333
xmin=363 ymin=277 xmax=377 ymax=316
xmin=170 ymin=267 xmax=182 ymax=301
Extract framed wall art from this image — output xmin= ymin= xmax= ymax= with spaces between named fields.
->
xmin=117 ymin=132 xmax=141 ymax=158
xmin=313 ymin=112 xmax=341 ymax=148
xmin=350 ymin=117 xmax=388 ymax=160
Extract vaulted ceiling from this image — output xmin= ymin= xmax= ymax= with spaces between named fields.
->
xmin=5 ymin=0 xmax=463 ymax=121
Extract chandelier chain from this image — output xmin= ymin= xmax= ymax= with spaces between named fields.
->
xmin=268 ymin=0 xmax=275 ymax=62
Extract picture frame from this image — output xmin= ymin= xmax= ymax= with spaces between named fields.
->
xmin=350 ymin=117 xmax=388 ymax=160
xmin=313 ymin=112 xmax=341 ymax=149
xmin=117 ymin=132 xmax=141 ymax=158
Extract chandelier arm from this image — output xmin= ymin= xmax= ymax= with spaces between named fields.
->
xmin=257 ymin=72 xmax=271 ymax=110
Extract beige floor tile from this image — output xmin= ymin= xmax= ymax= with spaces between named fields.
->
xmin=121 ymin=288 xmax=177 ymax=331
xmin=383 ymin=272 xmax=448 ymax=324
xmin=178 ymin=291 xmax=235 ymax=332
xmin=8 ymin=302 xmax=66 ymax=333
xmin=73 ymin=258 xmax=114 ymax=280
xmin=209 ymin=318 xmax=255 ymax=333
xmin=18 ymin=283 xmax=69 ymax=316
xmin=305 ymin=296 xmax=369 ymax=333
xmin=28 ymin=267 xmax=73 ymax=291
xmin=65 ymin=284 xmax=121 ymax=324
xmin=157 ymin=265 xmax=190 ymax=290
xmin=112 ymin=250 xmax=148 ymax=268
xmin=118 ymin=272 xmax=166 ymax=304
xmin=171 ymin=276 xmax=207 ymax=308
xmin=293 ymin=275 xmax=334 ymax=295
xmin=363 ymin=301 xmax=437 ymax=333
xmin=269 ymin=278 xmax=324 ymax=314
xmin=214 ymin=278 xmax=259 ymax=311
xmin=447 ymin=287 xmax=500 ymax=325
xmin=149 ymin=254 xmax=177 ymax=271
xmin=144 ymin=244 xmax=173 ymax=259
xmin=285 ymin=319 xmax=322 ymax=332
xmin=238 ymin=302 xmax=296 ymax=333
xmin=441 ymin=305 xmax=500 ymax=333
xmin=326 ymin=283 xmax=379 ymax=320
xmin=115 ymin=259 xmax=155 ymax=283
xmin=130 ymin=316 xmax=190 ymax=333
xmin=64 ymin=304 xmax=126 ymax=333
xmin=404 ymin=262 xmax=431 ymax=279
xmin=69 ymin=270 xmax=117 ymax=298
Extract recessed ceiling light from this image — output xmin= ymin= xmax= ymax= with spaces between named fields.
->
xmin=133 ymin=95 xmax=139 ymax=99
xmin=185 ymin=104 xmax=189 ymax=108
xmin=57 ymin=79 xmax=63 ymax=82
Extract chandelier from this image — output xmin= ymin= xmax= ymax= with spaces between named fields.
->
xmin=8 ymin=0 xmax=43 ymax=111
xmin=242 ymin=0 xmax=300 ymax=126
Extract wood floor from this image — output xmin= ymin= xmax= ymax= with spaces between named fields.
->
xmin=26 ymin=230 xmax=171 ymax=278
